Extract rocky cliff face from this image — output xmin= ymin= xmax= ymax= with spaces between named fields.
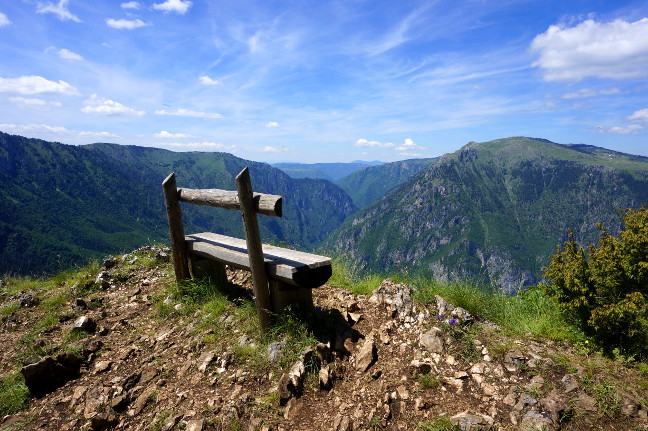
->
xmin=326 ymin=137 xmax=648 ymax=291
xmin=1 ymin=248 xmax=646 ymax=430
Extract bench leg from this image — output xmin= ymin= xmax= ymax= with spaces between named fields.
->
xmin=269 ymin=280 xmax=313 ymax=313
xmin=188 ymin=255 xmax=228 ymax=288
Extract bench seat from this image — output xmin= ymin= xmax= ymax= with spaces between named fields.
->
xmin=185 ymin=232 xmax=332 ymax=289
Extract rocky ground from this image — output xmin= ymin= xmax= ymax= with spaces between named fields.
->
xmin=1 ymin=247 xmax=647 ymax=430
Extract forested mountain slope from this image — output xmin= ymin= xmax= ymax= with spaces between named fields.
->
xmin=0 ymin=132 xmax=356 ymax=275
xmin=325 ymin=137 xmax=648 ymax=291
xmin=336 ymin=158 xmax=438 ymax=208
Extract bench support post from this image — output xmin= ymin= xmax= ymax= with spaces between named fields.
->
xmin=188 ymin=255 xmax=227 ymax=288
xmin=269 ymin=281 xmax=313 ymax=313
xmin=236 ymin=167 xmax=272 ymax=333
xmin=162 ymin=172 xmax=190 ymax=282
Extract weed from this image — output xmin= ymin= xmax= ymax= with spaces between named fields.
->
xmin=0 ymin=371 xmax=30 ymax=416
xmin=579 ymin=375 xmax=622 ymax=417
xmin=416 ymin=373 xmax=441 ymax=389
xmin=0 ymin=301 xmax=19 ymax=318
xmin=419 ymin=416 xmax=458 ymax=431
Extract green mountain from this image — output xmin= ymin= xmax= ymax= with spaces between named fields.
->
xmin=0 ymin=132 xmax=356 ymax=275
xmin=336 ymin=158 xmax=438 ymax=208
xmin=324 ymin=137 xmax=648 ymax=291
xmin=271 ymin=161 xmax=382 ymax=181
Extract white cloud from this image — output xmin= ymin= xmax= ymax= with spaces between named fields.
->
xmin=9 ymin=96 xmax=62 ymax=109
xmin=562 ymin=87 xmax=620 ymax=99
xmin=155 ymin=108 xmax=223 ymax=119
xmin=165 ymin=142 xmax=236 ymax=151
xmin=531 ymin=18 xmax=648 ymax=82
xmin=628 ymin=108 xmax=648 ymax=122
xmin=263 ymin=146 xmax=280 ymax=152
xmin=0 ymin=123 xmax=71 ymax=135
xmin=58 ymin=48 xmax=83 ymax=61
xmin=78 ymin=131 xmax=120 ymax=139
xmin=106 ymin=18 xmax=150 ymax=30
xmin=395 ymin=138 xmax=425 ymax=151
xmin=152 ymin=0 xmax=192 ymax=14
xmin=0 ymin=12 xmax=10 ymax=26
xmin=0 ymin=76 xmax=79 ymax=95
xmin=36 ymin=0 xmax=81 ymax=23
xmin=81 ymin=94 xmax=145 ymax=116
xmin=121 ymin=1 xmax=140 ymax=9
xmin=154 ymin=130 xmax=194 ymax=138
xmin=354 ymin=138 xmax=394 ymax=148
xmin=595 ymin=124 xmax=643 ymax=134
xmin=265 ymin=121 xmax=280 ymax=128
xmin=199 ymin=75 xmax=221 ymax=86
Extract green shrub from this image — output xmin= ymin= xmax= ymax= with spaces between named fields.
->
xmin=0 ymin=372 xmax=30 ymax=416
xmin=544 ymin=206 xmax=648 ymax=359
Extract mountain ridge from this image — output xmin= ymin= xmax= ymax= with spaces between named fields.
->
xmin=325 ymin=137 xmax=648 ymax=291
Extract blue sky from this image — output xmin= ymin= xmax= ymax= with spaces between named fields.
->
xmin=1 ymin=0 xmax=647 ymax=162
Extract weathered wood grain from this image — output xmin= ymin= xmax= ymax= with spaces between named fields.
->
xmin=162 ymin=172 xmax=190 ymax=282
xmin=236 ymin=167 xmax=272 ymax=333
xmin=178 ymin=188 xmax=282 ymax=217
xmin=186 ymin=232 xmax=332 ymax=288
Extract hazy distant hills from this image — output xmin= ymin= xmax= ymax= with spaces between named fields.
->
xmin=272 ymin=161 xmax=382 ymax=182
xmin=0 ymin=132 xmax=356 ymax=275
xmin=325 ymin=137 xmax=648 ymax=291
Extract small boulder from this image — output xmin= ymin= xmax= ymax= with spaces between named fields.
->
xmin=355 ymin=337 xmax=377 ymax=372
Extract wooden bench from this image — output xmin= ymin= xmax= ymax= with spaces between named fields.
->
xmin=162 ymin=167 xmax=332 ymax=332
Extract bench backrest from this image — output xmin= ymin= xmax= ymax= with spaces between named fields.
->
xmin=162 ymin=167 xmax=281 ymax=332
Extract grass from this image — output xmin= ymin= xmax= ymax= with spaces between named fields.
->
xmin=419 ymin=416 xmax=458 ymax=431
xmin=411 ymin=279 xmax=584 ymax=342
xmin=0 ymin=372 xmax=30 ymax=416
xmin=328 ymin=257 xmax=383 ymax=295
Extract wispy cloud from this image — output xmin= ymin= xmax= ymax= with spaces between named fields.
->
xmin=155 ymin=108 xmax=223 ymax=119
xmin=78 ymin=131 xmax=120 ymax=139
xmin=596 ymin=124 xmax=643 ymax=134
xmin=9 ymin=97 xmax=62 ymax=110
xmin=265 ymin=121 xmax=280 ymax=128
xmin=154 ymin=130 xmax=195 ymax=138
xmin=562 ymin=88 xmax=620 ymax=99
xmin=106 ymin=18 xmax=150 ymax=29
xmin=121 ymin=1 xmax=140 ymax=9
xmin=262 ymin=146 xmax=280 ymax=152
xmin=164 ymin=141 xmax=236 ymax=151
xmin=82 ymin=94 xmax=145 ymax=116
xmin=0 ymin=123 xmax=71 ymax=135
xmin=58 ymin=48 xmax=83 ymax=61
xmin=0 ymin=76 xmax=79 ymax=95
xmin=531 ymin=18 xmax=648 ymax=82
xmin=628 ymin=108 xmax=648 ymax=123
xmin=152 ymin=0 xmax=192 ymax=15
xmin=0 ymin=12 xmax=10 ymax=26
xmin=354 ymin=139 xmax=394 ymax=148
xmin=199 ymin=75 xmax=221 ymax=86
xmin=36 ymin=0 xmax=81 ymax=23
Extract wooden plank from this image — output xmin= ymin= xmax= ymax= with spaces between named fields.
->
xmin=236 ymin=167 xmax=272 ymax=333
xmin=178 ymin=188 xmax=282 ymax=217
xmin=185 ymin=233 xmax=332 ymax=288
xmin=162 ymin=172 xmax=190 ymax=282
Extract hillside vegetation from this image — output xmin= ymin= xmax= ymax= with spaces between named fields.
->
xmin=335 ymin=158 xmax=438 ymax=209
xmin=0 ymin=132 xmax=355 ymax=276
xmin=326 ymin=137 xmax=648 ymax=291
